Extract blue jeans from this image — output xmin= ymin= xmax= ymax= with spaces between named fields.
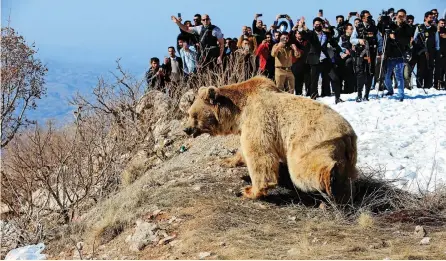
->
xmin=385 ymin=57 xmax=405 ymax=98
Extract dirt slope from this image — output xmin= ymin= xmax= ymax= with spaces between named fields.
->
xmin=45 ymin=134 xmax=446 ymax=260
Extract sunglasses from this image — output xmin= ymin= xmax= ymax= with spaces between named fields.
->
xmin=202 ymin=18 xmax=210 ymax=21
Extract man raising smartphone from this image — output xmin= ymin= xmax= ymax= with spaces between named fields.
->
xmin=172 ymin=14 xmax=224 ymax=71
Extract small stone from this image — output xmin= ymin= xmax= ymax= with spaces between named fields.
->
xmin=153 ymin=209 xmax=161 ymax=216
xmin=287 ymin=248 xmax=300 ymax=256
xmin=288 ymin=216 xmax=296 ymax=221
xmin=159 ymin=234 xmax=177 ymax=245
xmin=198 ymin=252 xmax=212 ymax=259
xmin=319 ymin=202 xmax=327 ymax=210
xmin=219 ymin=242 xmax=226 ymax=247
xmin=193 ymin=185 xmax=201 ymax=191
xmin=420 ymin=237 xmax=430 ymax=245
xmin=414 ymin=225 xmax=427 ymax=238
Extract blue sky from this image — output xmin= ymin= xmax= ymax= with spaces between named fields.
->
xmin=1 ymin=0 xmax=444 ymax=122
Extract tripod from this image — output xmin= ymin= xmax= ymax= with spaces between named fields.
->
xmin=375 ymin=30 xmax=428 ymax=99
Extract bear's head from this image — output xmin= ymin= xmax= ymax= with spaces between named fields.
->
xmin=184 ymin=86 xmax=240 ymax=138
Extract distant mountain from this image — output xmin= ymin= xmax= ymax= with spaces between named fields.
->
xmin=27 ymin=59 xmax=146 ymax=124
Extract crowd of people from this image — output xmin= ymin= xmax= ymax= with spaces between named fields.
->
xmin=146 ymin=8 xmax=446 ymax=103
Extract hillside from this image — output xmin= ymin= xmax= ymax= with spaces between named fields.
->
xmin=35 ymin=88 xmax=446 ymax=260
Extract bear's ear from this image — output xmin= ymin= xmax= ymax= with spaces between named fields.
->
xmin=198 ymin=86 xmax=220 ymax=105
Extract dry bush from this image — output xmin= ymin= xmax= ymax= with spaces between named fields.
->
xmin=1 ymin=26 xmax=48 ymax=148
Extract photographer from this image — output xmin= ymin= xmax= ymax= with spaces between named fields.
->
xmin=338 ymin=23 xmax=356 ymax=94
xmin=413 ymin=11 xmax=440 ymax=89
xmin=297 ymin=17 xmax=344 ymax=104
xmin=271 ymin=32 xmax=302 ymax=93
xmin=145 ymin=57 xmax=166 ymax=91
xmin=253 ymin=14 xmax=267 ymax=43
xmin=256 ymin=32 xmax=274 ymax=78
xmin=237 ymin=26 xmax=258 ymax=52
xmin=435 ymin=22 xmax=446 ymax=89
xmin=172 ymin=14 xmax=225 ymax=71
xmin=383 ymin=9 xmax=413 ymax=101
xmin=350 ymin=10 xmax=380 ymax=102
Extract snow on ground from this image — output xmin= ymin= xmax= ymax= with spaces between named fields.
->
xmin=318 ymin=87 xmax=446 ymax=193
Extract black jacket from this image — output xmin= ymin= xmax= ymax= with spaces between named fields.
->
xmin=164 ymin=57 xmax=184 ymax=82
xmin=299 ymin=29 xmax=342 ymax=65
xmin=386 ymin=22 xmax=413 ymax=58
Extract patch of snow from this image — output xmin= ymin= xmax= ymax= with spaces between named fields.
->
xmin=318 ymin=88 xmax=446 ymax=193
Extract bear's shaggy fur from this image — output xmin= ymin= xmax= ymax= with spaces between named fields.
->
xmin=184 ymin=76 xmax=358 ymax=202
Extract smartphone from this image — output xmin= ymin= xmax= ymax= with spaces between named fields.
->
xmin=319 ymin=9 xmax=323 ymax=16
xmin=178 ymin=13 xmax=181 ymax=18
xmin=349 ymin=12 xmax=357 ymax=16
xmin=256 ymin=13 xmax=262 ymax=17
xmin=279 ymin=14 xmax=287 ymax=19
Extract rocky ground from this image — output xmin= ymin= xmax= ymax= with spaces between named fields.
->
xmin=40 ymin=132 xmax=446 ymax=260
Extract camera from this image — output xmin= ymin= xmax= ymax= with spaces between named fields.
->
xmin=349 ymin=12 xmax=357 ymax=16
xmin=178 ymin=13 xmax=181 ymax=18
xmin=256 ymin=13 xmax=262 ymax=17
xmin=279 ymin=14 xmax=287 ymax=19
xmin=319 ymin=9 xmax=323 ymax=16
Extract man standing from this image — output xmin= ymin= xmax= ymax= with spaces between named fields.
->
xmin=178 ymin=38 xmax=198 ymax=78
xmin=297 ymin=17 xmax=344 ymax=104
xmin=253 ymin=14 xmax=267 ymax=44
xmin=339 ymin=23 xmax=356 ymax=94
xmin=384 ymin=9 xmax=413 ymax=101
xmin=414 ymin=11 xmax=440 ymax=89
xmin=290 ymin=30 xmax=311 ymax=95
xmin=172 ymin=14 xmax=224 ymax=71
xmin=164 ymin=46 xmax=183 ymax=84
xmin=435 ymin=20 xmax=446 ymax=89
xmin=271 ymin=32 xmax=301 ymax=93
xmin=145 ymin=57 xmax=166 ymax=91
xmin=350 ymin=10 xmax=380 ymax=102
xmin=256 ymin=32 xmax=273 ymax=78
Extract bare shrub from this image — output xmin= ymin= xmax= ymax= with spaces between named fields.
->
xmin=1 ymin=26 xmax=48 ymax=148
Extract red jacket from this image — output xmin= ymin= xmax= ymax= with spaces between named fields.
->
xmin=255 ymin=42 xmax=270 ymax=71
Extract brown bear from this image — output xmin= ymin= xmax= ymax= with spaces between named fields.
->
xmin=184 ymin=76 xmax=358 ymax=202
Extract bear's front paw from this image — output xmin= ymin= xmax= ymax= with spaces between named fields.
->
xmin=241 ymin=186 xmax=265 ymax=199
xmin=220 ymin=156 xmax=245 ymax=168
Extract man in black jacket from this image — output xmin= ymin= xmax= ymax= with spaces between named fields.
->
xmin=384 ymin=9 xmax=413 ymax=101
xmin=297 ymin=17 xmax=344 ymax=104
xmin=413 ymin=11 xmax=439 ymax=89
xmin=172 ymin=14 xmax=225 ymax=71
xmin=164 ymin=46 xmax=184 ymax=84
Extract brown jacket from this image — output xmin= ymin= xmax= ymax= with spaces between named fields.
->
xmin=271 ymin=44 xmax=300 ymax=68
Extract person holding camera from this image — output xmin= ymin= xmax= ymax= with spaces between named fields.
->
xmin=171 ymin=14 xmax=225 ymax=71
xmin=235 ymin=38 xmax=256 ymax=80
xmin=145 ymin=57 xmax=166 ymax=91
xmin=435 ymin=20 xmax=446 ymax=89
xmin=383 ymin=9 xmax=413 ymax=101
xmin=237 ymin=26 xmax=258 ymax=53
xmin=413 ymin=11 xmax=440 ymax=89
xmin=271 ymin=32 xmax=302 ymax=94
xmin=256 ymin=32 xmax=274 ymax=78
xmin=338 ymin=23 xmax=356 ymax=94
xmin=290 ymin=29 xmax=311 ymax=96
xmin=253 ymin=14 xmax=267 ymax=43
xmin=297 ymin=17 xmax=344 ymax=104
xmin=350 ymin=10 xmax=380 ymax=102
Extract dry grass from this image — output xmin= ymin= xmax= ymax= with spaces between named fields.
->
xmin=42 ymin=134 xmax=446 ymax=260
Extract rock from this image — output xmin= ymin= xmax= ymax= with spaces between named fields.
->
xmin=127 ymin=221 xmax=159 ymax=251
xmin=198 ymin=252 xmax=212 ymax=259
xmin=319 ymin=202 xmax=327 ymax=210
xmin=193 ymin=185 xmax=201 ymax=191
xmin=287 ymin=248 xmax=300 ymax=256
xmin=159 ymin=234 xmax=177 ymax=245
xmin=152 ymin=209 xmax=162 ymax=216
xmin=219 ymin=242 xmax=226 ymax=247
xmin=414 ymin=225 xmax=427 ymax=238
xmin=419 ymin=237 xmax=430 ymax=245
xmin=179 ymin=89 xmax=196 ymax=114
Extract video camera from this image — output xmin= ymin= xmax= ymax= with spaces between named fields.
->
xmin=378 ymin=9 xmax=392 ymax=34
